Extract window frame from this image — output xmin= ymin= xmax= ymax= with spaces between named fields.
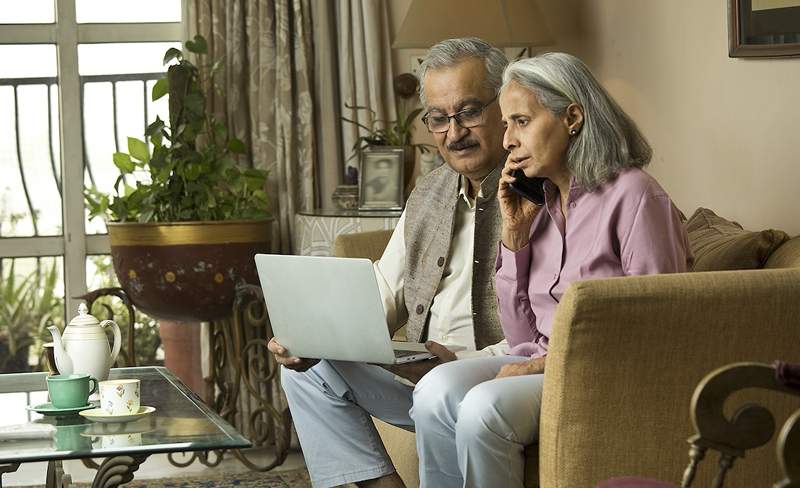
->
xmin=0 ymin=0 xmax=187 ymax=317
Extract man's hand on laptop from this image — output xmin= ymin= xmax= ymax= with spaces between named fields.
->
xmin=383 ymin=341 xmax=457 ymax=384
xmin=268 ymin=338 xmax=319 ymax=372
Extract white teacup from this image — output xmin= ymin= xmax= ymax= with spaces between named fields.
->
xmin=99 ymin=379 xmax=140 ymax=415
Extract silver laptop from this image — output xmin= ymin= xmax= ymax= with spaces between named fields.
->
xmin=254 ymin=254 xmax=434 ymax=364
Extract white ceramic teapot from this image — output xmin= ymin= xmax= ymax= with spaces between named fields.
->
xmin=47 ymin=303 xmax=121 ymax=381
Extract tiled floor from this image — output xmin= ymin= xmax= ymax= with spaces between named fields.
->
xmin=2 ymin=447 xmax=306 ymax=486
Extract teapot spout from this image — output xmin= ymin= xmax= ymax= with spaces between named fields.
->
xmin=47 ymin=326 xmax=73 ymax=375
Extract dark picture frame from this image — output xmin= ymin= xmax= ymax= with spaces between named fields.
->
xmin=728 ymin=0 xmax=800 ymax=57
xmin=358 ymin=147 xmax=405 ymax=211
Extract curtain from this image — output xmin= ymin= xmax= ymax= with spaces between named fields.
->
xmin=312 ymin=0 xmax=397 ymax=207
xmin=189 ymin=0 xmax=316 ymax=253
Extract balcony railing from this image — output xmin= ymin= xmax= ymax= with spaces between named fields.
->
xmin=0 ymin=71 xmax=164 ymax=240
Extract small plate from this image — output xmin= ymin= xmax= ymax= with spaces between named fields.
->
xmin=79 ymin=406 xmax=156 ymax=424
xmin=27 ymin=403 xmax=94 ymax=416
xmin=80 ymin=417 xmax=154 ymax=436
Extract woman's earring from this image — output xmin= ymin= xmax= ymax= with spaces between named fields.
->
xmin=569 ymin=128 xmax=578 ymax=136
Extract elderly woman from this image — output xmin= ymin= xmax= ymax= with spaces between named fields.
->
xmin=412 ymin=53 xmax=691 ymax=488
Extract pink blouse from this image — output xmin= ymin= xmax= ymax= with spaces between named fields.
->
xmin=494 ymin=168 xmax=692 ymax=358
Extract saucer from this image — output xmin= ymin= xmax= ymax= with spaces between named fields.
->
xmin=27 ymin=403 xmax=94 ymax=416
xmin=81 ymin=417 xmax=154 ymax=436
xmin=79 ymin=406 xmax=155 ymax=424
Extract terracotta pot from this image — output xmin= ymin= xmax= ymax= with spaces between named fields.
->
xmin=158 ymin=320 xmax=205 ymax=397
xmin=108 ymin=219 xmax=272 ymax=322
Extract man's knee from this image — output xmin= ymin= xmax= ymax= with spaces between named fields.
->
xmin=279 ymin=364 xmax=303 ymax=397
xmin=280 ymin=362 xmax=325 ymax=399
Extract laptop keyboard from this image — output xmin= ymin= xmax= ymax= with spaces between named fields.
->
xmin=395 ymin=349 xmax=425 ymax=358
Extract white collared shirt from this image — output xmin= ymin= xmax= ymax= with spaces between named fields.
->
xmin=373 ymin=176 xmax=509 ymax=359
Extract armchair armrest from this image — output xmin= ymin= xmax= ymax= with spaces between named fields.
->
xmin=538 ymin=268 xmax=800 ymax=488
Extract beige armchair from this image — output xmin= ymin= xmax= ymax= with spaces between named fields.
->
xmin=332 ymin=219 xmax=800 ymax=488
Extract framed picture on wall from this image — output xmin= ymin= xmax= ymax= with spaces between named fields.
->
xmin=728 ymin=0 xmax=800 ymax=57
xmin=359 ymin=147 xmax=405 ymax=210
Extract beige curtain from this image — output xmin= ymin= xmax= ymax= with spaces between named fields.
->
xmin=189 ymin=0 xmax=316 ymax=253
xmin=338 ymin=0 xmax=397 ymax=173
xmin=312 ymin=0 xmax=397 ymax=207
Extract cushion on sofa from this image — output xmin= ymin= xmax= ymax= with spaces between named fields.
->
xmin=764 ymin=235 xmax=800 ymax=269
xmin=685 ymin=208 xmax=790 ymax=271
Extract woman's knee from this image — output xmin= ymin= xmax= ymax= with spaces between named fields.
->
xmin=456 ymin=382 xmax=514 ymax=440
xmin=411 ymin=361 xmax=466 ymax=425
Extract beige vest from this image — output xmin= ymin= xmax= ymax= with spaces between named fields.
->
xmin=403 ymin=163 xmax=504 ymax=350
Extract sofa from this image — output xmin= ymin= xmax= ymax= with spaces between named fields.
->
xmin=331 ymin=208 xmax=800 ymax=488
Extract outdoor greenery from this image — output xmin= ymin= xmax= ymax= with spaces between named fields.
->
xmin=87 ymin=256 xmax=162 ymax=367
xmin=0 ymin=256 xmax=162 ymax=373
xmin=0 ymin=260 xmax=63 ymax=373
xmin=85 ymin=35 xmax=269 ymax=223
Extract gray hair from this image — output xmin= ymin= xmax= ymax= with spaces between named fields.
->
xmin=418 ymin=37 xmax=508 ymax=107
xmin=502 ymin=52 xmax=652 ymax=189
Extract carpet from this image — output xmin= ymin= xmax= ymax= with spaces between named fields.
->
xmin=27 ymin=468 xmax=311 ymax=488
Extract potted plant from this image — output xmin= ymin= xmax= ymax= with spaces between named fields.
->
xmin=85 ymin=35 xmax=272 ymax=323
xmin=341 ymin=73 xmax=433 ymax=198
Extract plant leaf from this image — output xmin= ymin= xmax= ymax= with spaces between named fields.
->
xmin=127 ymin=137 xmax=150 ymax=164
xmin=163 ymin=47 xmax=183 ymax=65
xmin=185 ymin=35 xmax=208 ymax=55
xmin=152 ymin=78 xmax=169 ymax=101
xmin=227 ymin=138 xmax=246 ymax=154
xmin=113 ymin=152 xmax=135 ymax=173
xmin=145 ymin=117 xmax=165 ymax=137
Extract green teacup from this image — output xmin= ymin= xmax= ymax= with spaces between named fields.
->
xmin=47 ymin=374 xmax=98 ymax=409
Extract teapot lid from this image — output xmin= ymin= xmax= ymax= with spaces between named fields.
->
xmin=68 ymin=303 xmax=100 ymax=327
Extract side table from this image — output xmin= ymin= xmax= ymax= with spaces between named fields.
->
xmin=294 ymin=208 xmax=402 ymax=256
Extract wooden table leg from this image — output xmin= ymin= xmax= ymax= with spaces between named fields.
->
xmin=0 ymin=463 xmax=21 ymax=488
xmin=90 ymin=455 xmax=148 ymax=488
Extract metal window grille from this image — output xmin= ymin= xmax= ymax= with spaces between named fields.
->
xmin=0 ymin=0 xmax=187 ymax=319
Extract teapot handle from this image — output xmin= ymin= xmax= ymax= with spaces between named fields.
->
xmin=100 ymin=320 xmax=122 ymax=367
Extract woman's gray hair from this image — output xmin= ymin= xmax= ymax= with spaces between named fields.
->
xmin=418 ymin=37 xmax=508 ymax=107
xmin=502 ymin=52 xmax=652 ymax=189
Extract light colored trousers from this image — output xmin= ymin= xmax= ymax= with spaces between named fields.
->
xmin=281 ymin=356 xmax=544 ymax=488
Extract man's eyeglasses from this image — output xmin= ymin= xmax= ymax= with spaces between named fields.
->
xmin=421 ymin=96 xmax=497 ymax=133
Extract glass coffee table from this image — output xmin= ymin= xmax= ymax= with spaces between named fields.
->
xmin=0 ymin=367 xmax=251 ymax=488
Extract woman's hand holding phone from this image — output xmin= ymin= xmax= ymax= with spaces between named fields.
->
xmin=498 ymin=156 xmax=543 ymax=251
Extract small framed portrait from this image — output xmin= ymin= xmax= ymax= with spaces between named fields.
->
xmin=359 ymin=147 xmax=405 ymax=210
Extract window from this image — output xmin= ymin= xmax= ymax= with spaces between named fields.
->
xmin=0 ymin=3 xmax=186 ymax=364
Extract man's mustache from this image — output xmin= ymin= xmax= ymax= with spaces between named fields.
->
xmin=447 ymin=139 xmax=480 ymax=151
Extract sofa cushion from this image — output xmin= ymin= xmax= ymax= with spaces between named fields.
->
xmin=685 ymin=208 xmax=790 ymax=271
xmin=765 ymin=236 xmax=800 ymax=269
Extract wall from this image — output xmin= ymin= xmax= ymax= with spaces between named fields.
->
xmin=564 ymin=0 xmax=800 ymax=235
xmin=389 ymin=0 xmax=800 ymax=235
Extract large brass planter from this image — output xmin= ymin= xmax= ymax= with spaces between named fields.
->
xmin=108 ymin=220 xmax=272 ymax=322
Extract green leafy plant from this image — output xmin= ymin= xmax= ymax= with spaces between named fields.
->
xmin=342 ymin=103 xmax=432 ymax=164
xmin=0 ymin=260 xmax=63 ymax=373
xmin=85 ymin=35 xmax=269 ymax=223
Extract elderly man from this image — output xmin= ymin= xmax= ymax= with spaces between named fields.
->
xmin=268 ymin=37 xmax=509 ymax=488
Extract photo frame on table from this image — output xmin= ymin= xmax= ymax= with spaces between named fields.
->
xmin=359 ymin=147 xmax=405 ymax=210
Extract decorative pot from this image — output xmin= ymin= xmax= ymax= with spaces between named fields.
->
xmin=332 ymin=185 xmax=359 ymax=210
xmin=107 ymin=219 xmax=272 ymax=322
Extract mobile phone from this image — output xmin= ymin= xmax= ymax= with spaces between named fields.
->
xmin=508 ymin=170 xmax=546 ymax=206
